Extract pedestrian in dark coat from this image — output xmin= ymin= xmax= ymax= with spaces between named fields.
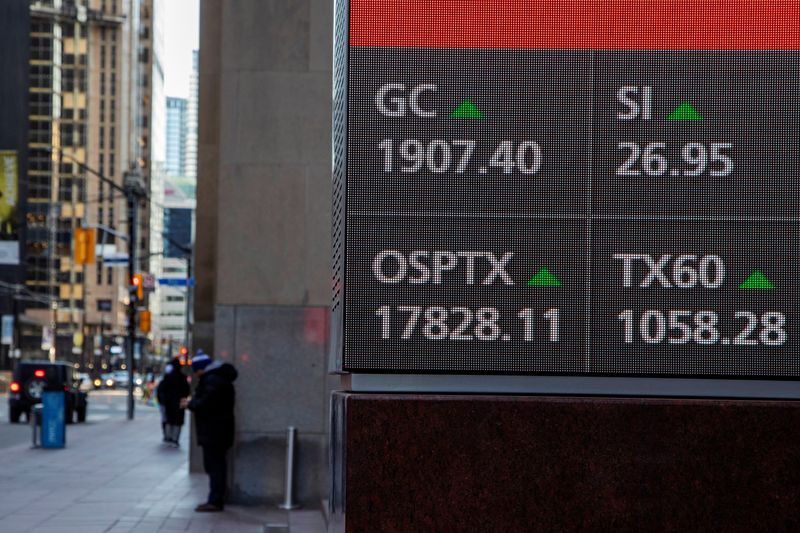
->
xmin=156 ymin=358 xmax=190 ymax=447
xmin=181 ymin=351 xmax=237 ymax=512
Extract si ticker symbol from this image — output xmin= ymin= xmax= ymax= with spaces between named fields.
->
xmin=739 ymin=271 xmax=774 ymax=289
xmin=527 ymin=267 xmax=562 ymax=287
xmin=667 ymin=101 xmax=703 ymax=121
xmin=450 ymin=99 xmax=485 ymax=119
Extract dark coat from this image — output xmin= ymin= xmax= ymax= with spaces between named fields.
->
xmin=188 ymin=362 xmax=237 ymax=449
xmin=157 ymin=367 xmax=191 ymax=426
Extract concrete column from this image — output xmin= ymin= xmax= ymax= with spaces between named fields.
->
xmin=196 ymin=0 xmax=333 ymax=504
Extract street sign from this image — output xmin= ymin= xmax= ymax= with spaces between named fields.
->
xmin=102 ymin=253 xmax=129 ymax=265
xmin=41 ymin=326 xmax=54 ymax=351
xmin=1 ymin=315 xmax=13 ymax=345
xmin=332 ymin=1 xmax=800 ymax=387
xmin=142 ymin=272 xmax=156 ymax=290
xmin=158 ymin=277 xmax=195 ymax=287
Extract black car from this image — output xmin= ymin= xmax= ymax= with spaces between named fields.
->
xmin=8 ymin=360 xmax=88 ymax=424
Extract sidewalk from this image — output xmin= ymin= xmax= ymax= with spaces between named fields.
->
xmin=0 ymin=394 xmax=326 ymax=533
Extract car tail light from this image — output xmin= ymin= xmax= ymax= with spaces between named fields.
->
xmin=9 ymin=382 xmax=20 ymax=392
xmin=34 ymin=369 xmax=45 ymax=378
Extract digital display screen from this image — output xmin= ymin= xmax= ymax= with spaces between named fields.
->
xmin=335 ymin=0 xmax=800 ymax=377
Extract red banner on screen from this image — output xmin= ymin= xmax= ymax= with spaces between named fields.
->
xmin=350 ymin=0 xmax=800 ymax=49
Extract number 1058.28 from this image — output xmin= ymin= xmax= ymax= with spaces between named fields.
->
xmin=617 ymin=310 xmax=787 ymax=346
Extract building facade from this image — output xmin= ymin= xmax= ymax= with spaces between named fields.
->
xmin=140 ymin=0 xmax=166 ymax=365
xmin=185 ymin=50 xmax=198 ymax=181
xmin=0 ymin=0 xmax=30 ymax=368
xmin=165 ymin=97 xmax=187 ymax=176
xmin=24 ymin=0 xmax=158 ymax=368
xmin=157 ymin=177 xmax=194 ymax=353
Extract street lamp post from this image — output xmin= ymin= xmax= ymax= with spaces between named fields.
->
xmin=124 ymin=169 xmax=146 ymax=421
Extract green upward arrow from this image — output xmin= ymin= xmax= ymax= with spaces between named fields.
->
xmin=667 ymin=101 xmax=703 ymax=121
xmin=527 ymin=267 xmax=561 ymax=287
xmin=450 ymin=99 xmax=485 ymax=119
xmin=739 ymin=271 xmax=774 ymax=289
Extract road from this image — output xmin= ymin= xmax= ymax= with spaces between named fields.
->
xmin=0 ymin=390 xmax=150 ymax=450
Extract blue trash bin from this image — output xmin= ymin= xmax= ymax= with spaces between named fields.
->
xmin=41 ymin=391 xmax=66 ymax=448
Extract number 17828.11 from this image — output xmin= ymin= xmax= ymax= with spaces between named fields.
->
xmin=375 ymin=306 xmax=559 ymax=342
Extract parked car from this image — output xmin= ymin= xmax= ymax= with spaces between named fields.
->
xmin=8 ymin=361 xmax=88 ymax=423
xmin=113 ymin=370 xmax=130 ymax=388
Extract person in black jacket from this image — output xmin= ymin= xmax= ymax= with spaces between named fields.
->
xmin=181 ymin=351 xmax=238 ymax=512
xmin=156 ymin=358 xmax=190 ymax=447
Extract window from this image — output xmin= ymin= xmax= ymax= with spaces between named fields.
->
xmin=63 ymin=69 xmax=75 ymax=91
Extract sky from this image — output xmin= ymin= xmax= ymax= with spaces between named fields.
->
xmin=162 ymin=0 xmax=200 ymax=99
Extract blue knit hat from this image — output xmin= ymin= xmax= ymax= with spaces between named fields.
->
xmin=191 ymin=351 xmax=212 ymax=371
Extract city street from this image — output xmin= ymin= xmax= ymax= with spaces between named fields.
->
xmin=0 ymin=390 xmax=131 ymax=449
xmin=0 ymin=391 xmax=325 ymax=532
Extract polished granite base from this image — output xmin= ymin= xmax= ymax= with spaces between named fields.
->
xmin=330 ymin=392 xmax=800 ymax=532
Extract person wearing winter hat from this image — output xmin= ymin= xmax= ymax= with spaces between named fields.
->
xmin=180 ymin=350 xmax=238 ymax=512
xmin=156 ymin=358 xmax=190 ymax=447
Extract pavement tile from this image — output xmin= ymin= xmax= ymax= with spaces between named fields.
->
xmin=159 ymin=516 xmax=191 ymax=531
xmin=1 ymin=488 xmax=52 ymax=502
xmin=30 ymin=527 xmax=110 ymax=533
xmin=36 ymin=516 xmax=118 ymax=529
xmin=290 ymin=510 xmax=328 ymax=533
xmin=105 ymin=526 xmax=136 ymax=533
xmin=130 ymin=523 xmax=166 ymax=533
xmin=0 ymin=513 xmax=48 ymax=531
xmin=185 ymin=520 xmax=216 ymax=533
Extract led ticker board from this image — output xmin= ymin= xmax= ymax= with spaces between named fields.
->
xmin=330 ymin=0 xmax=800 ymax=382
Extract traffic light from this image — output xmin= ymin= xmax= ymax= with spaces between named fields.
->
xmin=131 ymin=273 xmax=144 ymax=301
xmin=138 ymin=310 xmax=151 ymax=333
xmin=73 ymin=227 xmax=96 ymax=265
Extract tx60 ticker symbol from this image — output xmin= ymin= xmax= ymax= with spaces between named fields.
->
xmin=376 ymin=83 xmax=437 ymax=117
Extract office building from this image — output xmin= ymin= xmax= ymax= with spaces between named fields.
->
xmin=0 ymin=0 xmax=30 ymax=368
xmin=165 ymin=97 xmax=187 ymax=176
xmin=185 ymin=50 xmax=198 ymax=181
xmin=24 ymin=0 xmax=159 ymax=365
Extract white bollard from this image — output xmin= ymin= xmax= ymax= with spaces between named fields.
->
xmin=278 ymin=426 xmax=300 ymax=510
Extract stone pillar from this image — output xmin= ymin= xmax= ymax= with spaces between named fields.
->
xmin=196 ymin=0 xmax=334 ymax=504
